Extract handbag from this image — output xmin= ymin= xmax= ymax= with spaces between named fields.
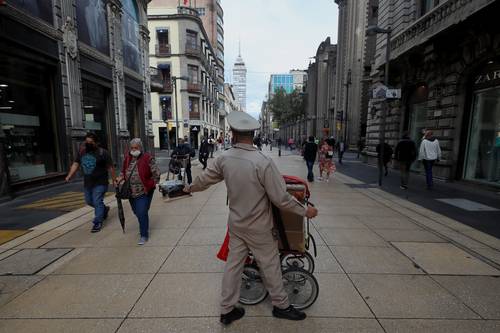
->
xmin=117 ymin=161 xmax=138 ymax=199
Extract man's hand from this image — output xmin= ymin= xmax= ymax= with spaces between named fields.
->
xmin=305 ymin=206 xmax=318 ymax=219
xmin=64 ymin=175 xmax=71 ymax=182
xmin=183 ymin=184 xmax=192 ymax=193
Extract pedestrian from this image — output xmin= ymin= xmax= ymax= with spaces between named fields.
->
xmin=376 ymin=142 xmax=393 ymax=176
xmin=357 ymin=138 xmax=365 ymax=159
xmin=394 ymin=132 xmax=417 ymax=190
xmin=184 ymin=111 xmax=318 ymax=325
xmin=116 ymin=138 xmax=160 ymax=245
xmin=337 ymin=140 xmax=346 ymax=164
xmin=253 ymin=135 xmax=262 ymax=151
xmin=199 ymin=136 xmax=210 ymax=170
xmin=418 ymin=130 xmax=441 ymax=189
xmin=318 ymin=138 xmax=336 ymax=182
xmin=65 ymin=132 xmax=115 ymax=233
xmin=302 ymin=136 xmax=318 ymax=182
xmin=288 ymin=137 xmax=294 ymax=150
xmin=208 ymin=135 xmax=215 ymax=158
xmin=172 ymin=137 xmax=195 ymax=184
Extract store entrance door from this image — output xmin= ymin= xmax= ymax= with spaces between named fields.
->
xmin=408 ymin=102 xmax=427 ymax=172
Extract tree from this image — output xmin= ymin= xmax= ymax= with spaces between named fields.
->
xmin=268 ymin=87 xmax=305 ymax=126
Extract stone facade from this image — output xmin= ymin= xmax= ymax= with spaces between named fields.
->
xmin=366 ymin=0 xmax=500 ymax=187
xmin=0 ymin=0 xmax=152 ymax=197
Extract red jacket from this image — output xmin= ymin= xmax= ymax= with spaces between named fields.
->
xmin=122 ymin=152 xmax=155 ymax=193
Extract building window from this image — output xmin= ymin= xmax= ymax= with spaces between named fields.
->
xmin=420 ymin=0 xmax=440 ymax=16
xmin=76 ymin=0 xmax=109 ymax=54
xmin=82 ymin=80 xmax=110 ymax=148
xmin=196 ymin=7 xmax=205 ymax=16
xmin=122 ymin=0 xmax=141 ymax=72
xmin=217 ymin=31 xmax=224 ymax=44
xmin=160 ymin=96 xmax=172 ymax=120
xmin=186 ymin=30 xmax=198 ymax=48
xmin=217 ymin=15 xmax=223 ymax=27
xmin=189 ymin=97 xmax=199 ymax=113
xmin=10 ymin=0 xmax=53 ymax=24
xmin=188 ymin=65 xmax=199 ymax=84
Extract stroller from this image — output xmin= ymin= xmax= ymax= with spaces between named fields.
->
xmin=217 ymin=175 xmax=319 ymax=310
xmin=158 ymin=154 xmax=191 ymax=199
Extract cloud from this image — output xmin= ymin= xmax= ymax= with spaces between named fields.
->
xmin=222 ymin=0 xmax=339 ymax=120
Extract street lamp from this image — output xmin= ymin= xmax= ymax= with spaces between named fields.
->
xmin=171 ymin=76 xmax=189 ymax=147
xmin=366 ymin=25 xmax=392 ymax=186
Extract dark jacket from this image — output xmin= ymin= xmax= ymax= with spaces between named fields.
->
xmin=376 ymin=143 xmax=393 ymax=163
xmin=172 ymin=143 xmax=195 ymax=167
xmin=199 ymin=139 xmax=210 ymax=156
xmin=395 ymin=138 xmax=417 ymax=162
xmin=303 ymin=142 xmax=318 ymax=162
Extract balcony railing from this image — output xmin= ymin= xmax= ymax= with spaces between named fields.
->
xmin=187 ymin=82 xmax=202 ymax=93
xmin=190 ymin=112 xmax=200 ymax=120
xmin=155 ymin=44 xmax=171 ymax=57
xmin=185 ymin=43 xmax=201 ymax=57
xmin=149 ymin=67 xmax=172 ymax=93
xmin=178 ymin=6 xmax=199 ymax=16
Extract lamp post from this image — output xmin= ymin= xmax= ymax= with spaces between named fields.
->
xmin=366 ymin=25 xmax=392 ymax=186
xmin=171 ymin=76 xmax=189 ymax=147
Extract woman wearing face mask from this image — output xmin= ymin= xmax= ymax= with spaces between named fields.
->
xmin=117 ymin=138 xmax=160 ymax=245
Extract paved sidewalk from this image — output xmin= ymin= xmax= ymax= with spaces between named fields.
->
xmin=0 ymin=150 xmax=499 ymax=332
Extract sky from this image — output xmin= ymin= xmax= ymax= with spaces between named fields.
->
xmin=223 ymin=0 xmax=339 ymax=120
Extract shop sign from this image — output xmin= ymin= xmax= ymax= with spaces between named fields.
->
xmin=191 ymin=126 xmax=199 ymax=132
xmin=474 ymin=67 xmax=500 ymax=90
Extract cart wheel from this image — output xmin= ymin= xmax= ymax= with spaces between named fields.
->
xmin=239 ymin=265 xmax=268 ymax=305
xmin=282 ymin=268 xmax=319 ymax=310
xmin=281 ymin=252 xmax=315 ymax=274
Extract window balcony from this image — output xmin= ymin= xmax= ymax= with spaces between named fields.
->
xmin=185 ymin=44 xmax=201 ymax=57
xmin=178 ymin=6 xmax=199 ymax=16
xmin=190 ymin=112 xmax=201 ymax=120
xmin=155 ymin=44 xmax=171 ymax=57
xmin=149 ymin=67 xmax=172 ymax=93
xmin=187 ymin=82 xmax=202 ymax=93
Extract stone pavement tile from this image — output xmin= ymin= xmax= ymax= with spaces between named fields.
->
xmin=373 ymin=229 xmax=446 ymax=242
xmin=97 ymin=228 xmax=185 ymax=247
xmin=42 ymin=228 xmax=111 ymax=248
xmin=317 ymin=199 xmax=382 ymax=208
xmin=0 ymin=230 xmax=46 ymax=250
xmin=438 ymin=230 xmax=491 ymax=249
xmin=461 ymin=230 xmax=500 ymax=250
xmin=200 ymin=204 xmax=230 ymax=215
xmin=159 ymin=245 xmax=224 ymax=273
xmin=0 ymin=248 xmax=71 ymax=275
xmin=13 ymin=230 xmax=68 ymax=249
xmin=312 ymin=192 xmax=370 ymax=202
xmin=0 ymin=274 xmax=152 ymax=318
xmin=356 ymin=216 xmax=423 ymax=230
xmin=472 ymin=248 xmax=500 ymax=265
xmin=308 ymin=225 xmax=326 ymax=245
xmin=432 ymin=276 xmax=500 ymax=319
xmin=149 ymin=205 xmax=200 ymax=216
xmin=129 ymin=273 xmax=221 ymax=317
xmin=245 ymin=273 xmax=373 ymax=318
xmin=311 ymin=245 xmax=344 ymax=273
xmin=331 ymin=246 xmax=424 ymax=274
xmin=191 ymin=213 xmax=229 ymax=228
xmin=312 ymin=215 xmax=368 ymax=229
xmin=179 ymin=227 xmax=226 ymax=246
xmin=0 ymin=276 xmax=43 ymax=307
xmin=118 ymin=317 xmax=384 ymax=333
xmin=392 ymin=242 xmax=500 ymax=275
xmin=54 ymin=246 xmax=173 ymax=274
xmin=0 ymin=250 xmax=18 ymax=261
xmin=380 ymin=319 xmax=500 ymax=333
xmin=319 ymin=206 xmax=402 ymax=217
xmin=319 ymin=228 xmax=389 ymax=247
xmin=148 ymin=213 xmax=195 ymax=229
xmin=0 ymin=319 xmax=122 ymax=333
xmin=350 ymin=274 xmax=480 ymax=319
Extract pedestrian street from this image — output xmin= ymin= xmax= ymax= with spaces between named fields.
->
xmin=0 ymin=149 xmax=499 ymax=333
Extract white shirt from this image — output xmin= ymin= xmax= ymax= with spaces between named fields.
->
xmin=419 ymin=138 xmax=442 ymax=161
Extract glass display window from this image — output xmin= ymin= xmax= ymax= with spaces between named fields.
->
xmin=82 ymin=79 xmax=109 ymax=149
xmin=464 ymin=86 xmax=500 ymax=185
xmin=0 ymin=55 xmax=59 ymax=182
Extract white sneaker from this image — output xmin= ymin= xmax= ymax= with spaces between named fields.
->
xmin=138 ymin=237 xmax=147 ymax=245
xmin=317 ymin=177 xmax=323 ymax=181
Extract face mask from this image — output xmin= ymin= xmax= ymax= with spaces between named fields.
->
xmin=85 ymin=143 xmax=96 ymax=151
xmin=130 ymin=150 xmax=141 ymax=157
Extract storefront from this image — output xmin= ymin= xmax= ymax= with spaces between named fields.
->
xmin=463 ymin=63 xmax=500 ymax=186
xmin=0 ymin=44 xmax=62 ymax=185
xmin=82 ymin=79 xmax=111 ymax=150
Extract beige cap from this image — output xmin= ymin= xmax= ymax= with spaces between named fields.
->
xmin=226 ymin=111 xmax=260 ymax=132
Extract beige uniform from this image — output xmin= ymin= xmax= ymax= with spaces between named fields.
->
xmin=190 ymin=143 xmax=307 ymax=314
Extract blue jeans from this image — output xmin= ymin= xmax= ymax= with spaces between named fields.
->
xmin=306 ymin=160 xmax=314 ymax=181
xmin=84 ymin=184 xmax=108 ymax=225
xmin=423 ymin=159 xmax=435 ymax=188
xmin=129 ymin=191 xmax=154 ymax=238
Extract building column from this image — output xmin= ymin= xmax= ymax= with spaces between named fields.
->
xmin=139 ymin=23 xmax=154 ymax=152
xmin=108 ymin=1 xmax=128 ymax=161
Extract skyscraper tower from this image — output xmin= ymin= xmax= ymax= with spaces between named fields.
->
xmin=232 ymin=43 xmax=247 ymax=111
